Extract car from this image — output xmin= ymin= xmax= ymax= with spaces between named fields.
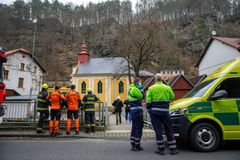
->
xmin=170 ymin=57 xmax=240 ymax=152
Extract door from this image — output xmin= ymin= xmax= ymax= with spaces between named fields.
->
xmin=211 ymin=77 xmax=240 ymax=139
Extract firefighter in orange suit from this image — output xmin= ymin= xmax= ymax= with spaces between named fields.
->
xmin=47 ymin=85 xmax=65 ymax=136
xmin=65 ymin=84 xmax=81 ymax=135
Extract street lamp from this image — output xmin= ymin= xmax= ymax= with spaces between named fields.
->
xmin=31 ymin=18 xmax=38 ymax=68
xmin=211 ymin=30 xmax=217 ymax=36
xmin=30 ymin=18 xmax=37 ymax=98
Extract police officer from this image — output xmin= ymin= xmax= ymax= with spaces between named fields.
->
xmin=36 ymin=83 xmax=49 ymax=133
xmin=82 ymin=88 xmax=99 ymax=133
xmin=146 ymin=74 xmax=177 ymax=155
xmin=47 ymin=85 xmax=65 ymax=137
xmin=128 ymin=77 xmax=144 ymax=151
xmin=65 ymin=84 xmax=81 ymax=135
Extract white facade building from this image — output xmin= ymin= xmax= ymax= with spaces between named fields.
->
xmin=158 ymin=70 xmax=184 ymax=81
xmin=159 ymin=70 xmax=184 ymax=76
xmin=196 ymin=37 xmax=240 ymax=75
xmin=3 ymin=48 xmax=46 ymax=96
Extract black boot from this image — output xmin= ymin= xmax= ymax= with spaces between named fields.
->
xmin=155 ymin=148 xmax=165 ymax=155
xmin=91 ymin=126 xmax=95 ymax=133
xmin=170 ymin=149 xmax=178 ymax=155
xmin=75 ymin=130 xmax=79 ymax=135
xmin=131 ymin=143 xmax=135 ymax=151
xmin=66 ymin=131 xmax=70 ymax=135
xmin=36 ymin=128 xmax=45 ymax=134
xmin=133 ymin=144 xmax=144 ymax=151
xmin=85 ymin=127 xmax=90 ymax=134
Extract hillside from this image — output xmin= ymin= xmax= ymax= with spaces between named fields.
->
xmin=0 ymin=0 xmax=239 ymax=80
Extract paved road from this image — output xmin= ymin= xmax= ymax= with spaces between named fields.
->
xmin=0 ymin=139 xmax=239 ymax=160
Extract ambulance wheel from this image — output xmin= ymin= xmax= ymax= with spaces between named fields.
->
xmin=190 ymin=122 xmax=220 ymax=152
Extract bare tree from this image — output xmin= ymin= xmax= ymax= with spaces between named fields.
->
xmin=108 ymin=13 xmax=160 ymax=82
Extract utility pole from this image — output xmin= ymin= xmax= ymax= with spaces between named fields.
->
xmin=30 ymin=18 xmax=38 ymax=98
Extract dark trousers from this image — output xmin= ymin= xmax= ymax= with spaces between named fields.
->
xmin=85 ymin=112 xmax=95 ymax=127
xmin=37 ymin=110 xmax=49 ymax=130
xmin=67 ymin=110 xmax=79 ymax=119
xmin=116 ymin=112 xmax=122 ymax=124
xmin=125 ymin=111 xmax=131 ymax=122
xmin=50 ymin=109 xmax=61 ymax=120
xmin=130 ymin=111 xmax=144 ymax=146
xmin=150 ymin=112 xmax=177 ymax=151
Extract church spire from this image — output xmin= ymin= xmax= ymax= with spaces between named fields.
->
xmin=78 ymin=42 xmax=89 ymax=65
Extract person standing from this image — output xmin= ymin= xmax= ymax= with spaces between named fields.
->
xmin=146 ymin=73 xmax=177 ymax=155
xmin=65 ymin=84 xmax=81 ymax=135
xmin=36 ymin=83 xmax=49 ymax=133
xmin=82 ymin=88 xmax=99 ymax=133
xmin=47 ymin=85 xmax=65 ymax=137
xmin=123 ymin=99 xmax=131 ymax=122
xmin=128 ymin=77 xmax=144 ymax=151
xmin=112 ymin=96 xmax=123 ymax=125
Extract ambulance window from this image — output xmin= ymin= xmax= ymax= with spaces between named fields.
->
xmin=214 ymin=78 xmax=240 ymax=98
xmin=185 ymin=78 xmax=217 ymax=98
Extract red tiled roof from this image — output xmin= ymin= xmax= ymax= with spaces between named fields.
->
xmin=5 ymin=48 xmax=29 ymax=55
xmin=5 ymin=48 xmax=46 ymax=73
xmin=169 ymin=74 xmax=194 ymax=88
xmin=214 ymin=37 xmax=240 ymax=49
xmin=195 ymin=36 xmax=240 ymax=68
xmin=142 ymin=75 xmax=168 ymax=90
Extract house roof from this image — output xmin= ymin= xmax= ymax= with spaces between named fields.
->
xmin=139 ymin=70 xmax=154 ymax=77
xmin=168 ymin=75 xmax=180 ymax=86
xmin=6 ymin=89 xmax=21 ymax=96
xmin=5 ymin=48 xmax=46 ymax=73
xmin=195 ymin=36 xmax=240 ymax=68
xmin=142 ymin=75 xmax=168 ymax=90
xmin=143 ymin=76 xmax=155 ymax=90
xmin=169 ymin=74 xmax=194 ymax=88
xmin=73 ymin=57 xmax=128 ymax=75
xmin=73 ymin=57 xmax=154 ymax=76
xmin=189 ymin=74 xmax=207 ymax=86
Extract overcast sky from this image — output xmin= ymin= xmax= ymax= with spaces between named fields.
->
xmin=0 ymin=0 xmax=138 ymax=9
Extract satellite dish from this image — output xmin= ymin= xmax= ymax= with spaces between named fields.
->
xmin=211 ymin=30 xmax=217 ymax=36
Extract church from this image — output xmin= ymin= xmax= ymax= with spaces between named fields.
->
xmin=71 ymin=43 xmax=153 ymax=105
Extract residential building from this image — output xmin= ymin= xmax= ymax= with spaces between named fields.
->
xmin=4 ymin=48 xmax=46 ymax=96
xmin=195 ymin=36 xmax=240 ymax=75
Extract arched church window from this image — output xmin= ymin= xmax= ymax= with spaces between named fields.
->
xmin=81 ymin=81 xmax=86 ymax=94
xmin=119 ymin=81 xmax=124 ymax=93
xmin=98 ymin=81 xmax=103 ymax=94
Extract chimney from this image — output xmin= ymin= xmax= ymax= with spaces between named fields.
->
xmin=78 ymin=42 xmax=89 ymax=65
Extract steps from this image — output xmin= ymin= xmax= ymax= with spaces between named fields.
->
xmin=0 ymin=121 xmax=105 ymax=131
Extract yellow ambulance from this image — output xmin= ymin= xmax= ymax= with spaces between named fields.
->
xmin=170 ymin=58 xmax=240 ymax=151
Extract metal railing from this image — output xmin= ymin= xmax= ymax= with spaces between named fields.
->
xmin=79 ymin=101 xmax=108 ymax=127
xmin=2 ymin=100 xmax=36 ymax=122
xmin=143 ymin=104 xmax=152 ymax=128
xmin=2 ymin=99 xmax=109 ymax=127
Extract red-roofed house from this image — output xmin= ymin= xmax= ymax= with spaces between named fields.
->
xmin=168 ymin=74 xmax=194 ymax=99
xmin=143 ymin=74 xmax=193 ymax=100
xmin=195 ymin=36 xmax=240 ymax=75
xmin=4 ymin=48 xmax=46 ymax=96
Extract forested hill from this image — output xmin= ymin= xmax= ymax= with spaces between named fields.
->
xmin=0 ymin=0 xmax=240 ymax=80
